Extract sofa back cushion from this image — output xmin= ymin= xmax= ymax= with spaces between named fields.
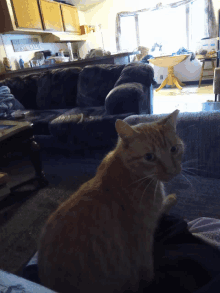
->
xmin=0 ymin=74 xmax=40 ymax=109
xmin=36 ymin=67 xmax=82 ymax=110
xmin=114 ymin=62 xmax=156 ymax=88
xmin=76 ymin=64 xmax=125 ymax=107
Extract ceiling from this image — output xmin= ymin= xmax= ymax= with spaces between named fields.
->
xmin=64 ymin=0 xmax=107 ymax=11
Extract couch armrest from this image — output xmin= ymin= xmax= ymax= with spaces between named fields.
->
xmin=124 ymin=110 xmax=220 ymax=179
xmin=105 ymin=83 xmax=153 ymax=115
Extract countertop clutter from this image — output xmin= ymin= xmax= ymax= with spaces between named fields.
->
xmin=0 ymin=51 xmax=139 ymax=81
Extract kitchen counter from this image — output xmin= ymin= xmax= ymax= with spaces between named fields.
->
xmin=0 ymin=51 xmax=138 ymax=81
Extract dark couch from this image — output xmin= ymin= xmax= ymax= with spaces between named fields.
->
xmin=0 ymin=62 xmax=155 ymax=152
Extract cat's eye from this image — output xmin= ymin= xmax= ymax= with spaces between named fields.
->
xmin=144 ymin=153 xmax=155 ymax=161
xmin=170 ymin=146 xmax=178 ymax=153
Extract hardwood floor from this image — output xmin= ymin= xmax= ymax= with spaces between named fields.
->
xmin=153 ymin=84 xmax=214 ymax=114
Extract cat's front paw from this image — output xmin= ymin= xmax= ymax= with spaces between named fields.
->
xmin=161 ymin=193 xmax=177 ymax=214
xmin=167 ymin=193 xmax=177 ymax=205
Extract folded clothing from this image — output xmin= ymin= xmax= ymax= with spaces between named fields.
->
xmin=0 ymin=86 xmax=25 ymax=117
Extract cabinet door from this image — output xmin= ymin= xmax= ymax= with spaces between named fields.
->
xmin=61 ymin=5 xmax=80 ymax=34
xmin=40 ymin=0 xmax=63 ymax=32
xmin=11 ymin=0 xmax=43 ymax=29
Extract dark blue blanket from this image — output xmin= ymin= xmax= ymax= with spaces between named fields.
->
xmin=22 ymin=214 xmax=220 ymax=292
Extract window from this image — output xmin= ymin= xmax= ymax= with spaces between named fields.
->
xmin=120 ymin=15 xmax=137 ymax=51
xmin=138 ymin=5 xmax=187 ymax=54
xmin=119 ymin=0 xmax=207 ymax=54
xmin=189 ymin=0 xmax=206 ymax=51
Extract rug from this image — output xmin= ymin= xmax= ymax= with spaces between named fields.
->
xmin=0 ymin=149 xmax=102 ymax=276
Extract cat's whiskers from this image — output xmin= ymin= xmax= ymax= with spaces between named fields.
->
xmin=183 ymin=167 xmax=205 ymax=173
xmin=139 ymin=178 xmax=155 ymax=207
xmin=181 ymin=172 xmax=193 ymax=187
xmin=133 ymin=177 xmax=150 ymax=200
xmin=128 ymin=174 xmax=155 ymax=187
xmin=182 ymin=159 xmax=199 ymax=165
xmin=153 ymin=180 xmax=159 ymax=203
xmin=182 ymin=170 xmax=201 ymax=183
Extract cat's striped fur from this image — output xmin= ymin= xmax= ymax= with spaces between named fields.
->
xmin=38 ymin=110 xmax=184 ymax=293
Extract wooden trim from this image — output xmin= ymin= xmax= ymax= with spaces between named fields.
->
xmin=0 ymin=0 xmax=16 ymax=32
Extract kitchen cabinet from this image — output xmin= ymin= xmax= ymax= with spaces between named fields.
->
xmin=0 ymin=0 xmax=43 ymax=33
xmin=11 ymin=0 xmax=43 ymax=30
xmin=60 ymin=4 xmax=80 ymax=34
xmin=39 ymin=0 xmax=63 ymax=32
xmin=0 ymin=0 xmax=82 ymax=37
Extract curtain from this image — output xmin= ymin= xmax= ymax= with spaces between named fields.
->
xmin=204 ymin=0 xmax=218 ymax=38
xmin=116 ymin=0 xmax=218 ymax=53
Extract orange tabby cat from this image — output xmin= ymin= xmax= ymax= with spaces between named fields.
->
xmin=38 ymin=109 xmax=184 ymax=293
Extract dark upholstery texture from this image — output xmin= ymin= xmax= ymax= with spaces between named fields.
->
xmin=105 ymin=82 xmax=147 ymax=115
xmin=0 ymin=74 xmax=40 ymax=109
xmin=76 ymin=64 xmax=125 ymax=107
xmin=36 ymin=67 xmax=82 ymax=110
xmin=114 ymin=62 xmax=156 ymax=88
xmin=49 ymin=111 xmax=135 ymax=149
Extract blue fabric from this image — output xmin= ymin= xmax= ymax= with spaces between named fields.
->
xmin=0 ymin=86 xmax=25 ymax=117
xmin=22 ymin=214 xmax=220 ymax=293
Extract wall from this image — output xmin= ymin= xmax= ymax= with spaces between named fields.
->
xmin=79 ymin=0 xmax=220 ymax=83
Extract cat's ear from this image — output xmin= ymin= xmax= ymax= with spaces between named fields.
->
xmin=115 ymin=120 xmax=139 ymax=141
xmin=159 ymin=109 xmax=179 ymax=131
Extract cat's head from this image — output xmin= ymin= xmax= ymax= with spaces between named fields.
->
xmin=115 ymin=110 xmax=184 ymax=182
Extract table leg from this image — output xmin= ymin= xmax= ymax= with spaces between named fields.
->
xmin=176 ymin=77 xmax=186 ymax=86
xmin=199 ymin=60 xmax=205 ymax=88
xmin=173 ymin=77 xmax=183 ymax=90
xmin=212 ymin=60 xmax=215 ymax=72
xmin=155 ymin=77 xmax=168 ymax=92
xmin=28 ymin=137 xmax=48 ymax=187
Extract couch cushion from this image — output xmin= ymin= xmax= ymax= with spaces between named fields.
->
xmin=114 ymin=62 xmax=156 ymax=88
xmin=20 ymin=109 xmax=68 ymax=135
xmin=165 ymin=174 xmax=220 ymax=221
xmin=0 ymin=74 xmax=40 ymax=109
xmin=36 ymin=67 xmax=82 ymax=110
xmin=76 ymin=64 xmax=125 ymax=107
xmin=49 ymin=109 xmax=135 ymax=148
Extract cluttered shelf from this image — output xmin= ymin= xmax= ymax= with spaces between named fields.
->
xmin=0 ymin=51 xmax=138 ymax=81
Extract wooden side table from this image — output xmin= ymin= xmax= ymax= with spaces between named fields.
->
xmin=149 ymin=54 xmax=190 ymax=92
xmin=199 ymin=57 xmax=216 ymax=88
xmin=0 ymin=120 xmax=48 ymax=192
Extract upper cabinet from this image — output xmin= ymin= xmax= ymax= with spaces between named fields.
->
xmin=0 ymin=0 xmax=82 ymax=36
xmin=11 ymin=0 xmax=43 ymax=30
xmin=39 ymin=0 xmax=63 ymax=32
xmin=60 ymin=5 xmax=80 ymax=34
